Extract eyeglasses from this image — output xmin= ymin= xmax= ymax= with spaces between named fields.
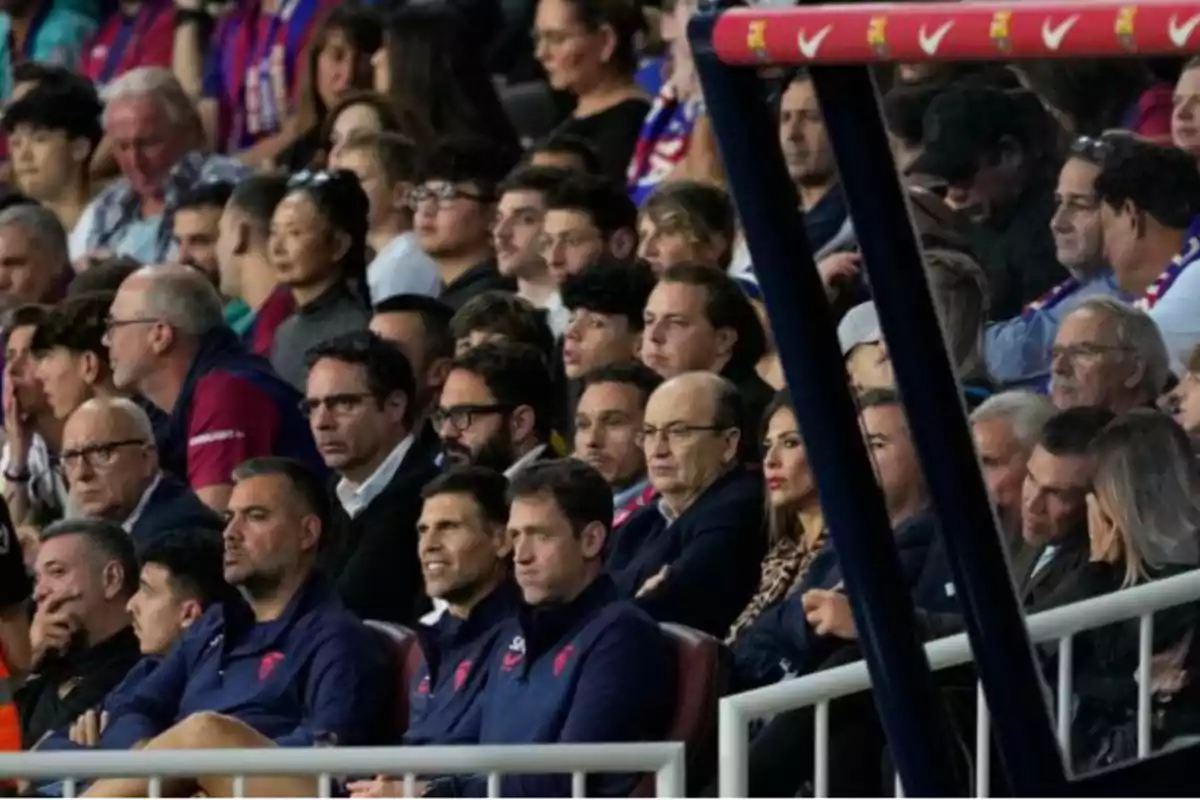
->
xmin=408 ymin=184 xmax=493 ymax=209
xmin=104 ymin=315 xmax=161 ymax=333
xmin=1068 ymin=134 xmax=1130 ymax=165
xmin=1050 ymin=342 xmax=1133 ymax=363
xmin=59 ymin=439 xmax=148 ymax=471
xmin=287 ymin=169 xmax=335 ymax=189
xmin=641 ymin=423 xmax=728 ymax=444
xmin=431 ymin=403 xmax=510 ymax=433
xmin=299 ymin=392 xmax=375 ymax=418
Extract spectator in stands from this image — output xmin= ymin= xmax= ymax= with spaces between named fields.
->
xmin=33 ymin=530 xmax=232 ymax=763
xmin=638 ymin=180 xmax=735 ymax=275
xmin=267 ymin=169 xmax=371 ymax=389
xmin=76 ymin=69 xmax=250 ymax=264
xmin=526 ymin=133 xmax=602 ymax=175
xmin=276 ymin=4 xmax=383 ymax=172
xmin=77 ymin=0 xmax=173 ymax=90
xmin=540 ymin=174 xmax=637 ymax=284
xmin=450 ymin=292 xmax=555 ymax=358
xmin=985 ymin=133 xmax=1123 ymax=388
xmin=642 ymin=264 xmax=772 ymax=461
xmin=403 ymin=468 xmax=518 ymax=745
xmin=0 ymin=204 xmax=70 ymax=313
xmin=436 ymin=342 xmax=557 ymax=476
xmin=0 ymin=0 xmax=94 ymax=101
xmin=608 ymin=372 xmax=765 ymax=635
xmin=305 ymin=331 xmax=438 ymax=624
xmin=726 ymin=389 xmax=829 ymax=644
xmin=969 ymin=391 xmax=1056 ymax=545
xmin=1071 ymin=410 xmax=1200 ymax=765
xmin=30 ymin=293 xmax=121 ymax=422
xmin=3 ymin=305 xmax=67 ymax=534
xmin=182 ymin=0 xmax=335 ymax=163
xmin=105 ymin=265 xmax=324 ymax=510
xmin=8 ymin=60 xmax=77 ymax=103
xmin=214 ymin=175 xmax=294 ymax=355
xmin=370 ymin=294 xmax=455 ymax=448
xmin=494 ymin=165 xmax=574 ymax=334
xmin=171 ymin=180 xmax=233 ymax=288
xmin=412 ymin=459 xmax=674 ymax=798
xmin=1172 ymin=56 xmax=1200 ymax=161
xmin=1094 ymin=137 xmax=1200 ymax=371
xmin=561 ymin=257 xmax=656 ymax=380
xmin=414 ymin=138 xmax=516 ymax=310
xmin=62 ymin=397 xmax=220 ymax=547
xmin=372 ymin=3 xmax=519 ymax=154
xmin=573 ymin=362 xmax=661 ymax=526
xmin=18 ymin=519 xmax=140 ymax=748
xmin=535 ymin=0 xmax=650 ymax=183
xmin=1161 ymin=343 xmax=1200 ymax=447
xmin=908 ymin=84 xmax=1064 ymax=319
xmin=322 ymin=91 xmax=402 ymax=165
xmin=330 ymin=131 xmax=440 ymax=304
xmin=80 ymin=458 xmax=387 ymax=796
xmin=67 ymin=254 xmax=140 ymax=297
xmin=1 ymin=80 xmax=102 ymax=260
xmin=733 ymin=389 xmax=946 ymax=689
xmin=1050 ymin=297 xmax=1170 ymax=414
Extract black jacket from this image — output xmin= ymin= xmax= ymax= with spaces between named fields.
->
xmin=129 ymin=476 xmax=223 ymax=548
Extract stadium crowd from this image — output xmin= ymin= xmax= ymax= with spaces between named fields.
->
xmin=0 ymin=0 xmax=1194 ymax=795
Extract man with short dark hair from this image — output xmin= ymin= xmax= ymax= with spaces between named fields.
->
xmin=418 ymin=459 xmax=674 ymax=799
xmin=172 ymin=181 xmax=235 ymax=287
xmin=435 ymin=342 xmax=555 ymax=476
xmin=450 ymin=291 xmax=555 ymax=358
xmin=414 ymin=138 xmax=516 ymax=310
xmin=561 ymin=258 xmax=655 ymax=381
xmin=82 ymin=458 xmax=388 ymax=797
xmin=1095 ymin=138 xmax=1200 ymax=371
xmin=493 ymin=165 xmax=573 ymax=333
xmin=304 ymin=330 xmax=438 ymax=623
xmin=642 ymin=264 xmax=773 ymax=461
xmin=18 ymin=518 xmax=141 ymax=748
xmin=0 ymin=80 xmax=103 ymax=260
xmin=540 ymin=175 xmax=637 ymax=285
xmin=370 ymin=294 xmax=455 ymax=445
xmin=608 ymin=371 xmax=765 ymax=636
xmin=574 ymin=362 xmax=662 ymax=526
xmin=215 ymin=174 xmax=294 ymax=354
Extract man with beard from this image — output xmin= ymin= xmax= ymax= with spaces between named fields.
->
xmin=171 ymin=182 xmax=233 ymax=289
xmin=433 ymin=342 xmax=556 ymax=477
xmin=81 ymin=458 xmax=387 ymax=798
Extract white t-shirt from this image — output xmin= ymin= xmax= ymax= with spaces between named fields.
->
xmin=367 ymin=232 xmax=442 ymax=304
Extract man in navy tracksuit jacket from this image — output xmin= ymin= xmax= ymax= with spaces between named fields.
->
xmin=424 ymin=459 xmax=676 ymax=799
xmin=732 ymin=508 xmax=955 ymax=689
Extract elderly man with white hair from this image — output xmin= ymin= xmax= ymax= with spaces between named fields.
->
xmin=1049 ymin=296 xmax=1171 ymax=414
xmin=105 ymin=264 xmax=324 ymax=511
xmin=61 ymin=396 xmax=220 ymax=547
xmin=969 ymin=390 xmax=1055 ymax=544
xmin=72 ymin=68 xmax=250 ymax=265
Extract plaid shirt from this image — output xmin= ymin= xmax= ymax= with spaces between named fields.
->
xmin=86 ymin=150 xmax=251 ymax=262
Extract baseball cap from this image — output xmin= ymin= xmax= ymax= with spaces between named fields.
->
xmin=837 ymin=301 xmax=883 ymax=356
xmin=907 ymin=84 xmax=1029 ymax=185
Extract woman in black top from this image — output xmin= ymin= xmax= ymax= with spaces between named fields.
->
xmin=534 ymin=0 xmax=650 ymax=183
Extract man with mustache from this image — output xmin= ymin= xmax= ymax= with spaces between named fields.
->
xmin=304 ymin=330 xmax=437 ymax=624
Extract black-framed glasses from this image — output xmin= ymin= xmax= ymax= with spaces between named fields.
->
xmin=104 ymin=315 xmax=161 ymax=333
xmin=431 ymin=403 xmax=510 ymax=433
xmin=1050 ymin=342 xmax=1133 ymax=363
xmin=298 ymin=392 xmax=376 ymax=418
xmin=59 ymin=439 xmax=148 ymax=471
xmin=641 ymin=423 xmax=729 ymax=444
xmin=407 ymin=183 xmax=493 ymax=209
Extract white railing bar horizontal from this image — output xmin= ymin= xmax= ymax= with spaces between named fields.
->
xmin=719 ymin=567 xmax=1200 ymax=796
xmin=729 ymin=568 xmax=1200 ymax=719
xmin=0 ymin=742 xmax=685 ymax=780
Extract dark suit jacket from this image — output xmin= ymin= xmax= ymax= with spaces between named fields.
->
xmin=129 ymin=476 xmax=223 ymax=548
xmin=320 ymin=438 xmax=439 ymax=625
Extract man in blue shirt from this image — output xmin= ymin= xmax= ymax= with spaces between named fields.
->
xmin=81 ymin=457 xmax=389 ymax=798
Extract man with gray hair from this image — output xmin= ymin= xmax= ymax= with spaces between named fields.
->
xmin=72 ymin=68 xmax=250 ymax=264
xmin=106 ymin=265 xmax=324 ymax=510
xmin=62 ymin=397 xmax=220 ymax=547
xmin=1049 ymin=296 xmax=1171 ymax=414
xmin=969 ymin=390 xmax=1055 ymax=543
xmin=0 ymin=204 xmax=69 ymax=313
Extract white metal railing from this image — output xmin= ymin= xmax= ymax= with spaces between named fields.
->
xmin=0 ymin=742 xmax=686 ymax=798
xmin=718 ymin=567 xmax=1200 ymax=797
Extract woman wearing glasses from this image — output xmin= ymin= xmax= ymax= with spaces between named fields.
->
xmin=267 ymin=170 xmax=372 ymax=390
